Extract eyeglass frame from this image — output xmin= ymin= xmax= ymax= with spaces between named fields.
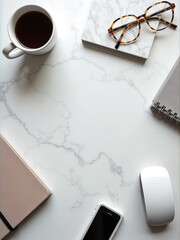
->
xmin=108 ymin=1 xmax=177 ymax=49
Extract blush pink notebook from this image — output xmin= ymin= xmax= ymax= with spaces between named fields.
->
xmin=0 ymin=134 xmax=51 ymax=239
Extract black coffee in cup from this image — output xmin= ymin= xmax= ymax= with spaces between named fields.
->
xmin=15 ymin=11 xmax=53 ymax=48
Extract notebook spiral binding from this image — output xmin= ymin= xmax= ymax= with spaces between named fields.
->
xmin=151 ymin=102 xmax=180 ymax=126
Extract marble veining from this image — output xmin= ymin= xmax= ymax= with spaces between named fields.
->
xmin=0 ymin=0 xmax=179 ymax=239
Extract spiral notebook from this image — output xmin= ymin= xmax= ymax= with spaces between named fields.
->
xmin=151 ymin=57 xmax=180 ymax=126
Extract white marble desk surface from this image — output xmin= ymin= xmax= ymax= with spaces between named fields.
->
xmin=0 ymin=0 xmax=179 ymax=239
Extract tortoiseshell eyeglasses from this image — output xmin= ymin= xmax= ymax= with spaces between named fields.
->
xmin=108 ymin=1 xmax=177 ymax=49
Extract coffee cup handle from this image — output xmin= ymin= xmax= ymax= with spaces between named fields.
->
xmin=3 ymin=42 xmax=24 ymax=59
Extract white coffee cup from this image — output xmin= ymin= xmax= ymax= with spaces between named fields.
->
xmin=3 ymin=5 xmax=57 ymax=59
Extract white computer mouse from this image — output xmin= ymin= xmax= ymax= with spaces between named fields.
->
xmin=140 ymin=166 xmax=175 ymax=226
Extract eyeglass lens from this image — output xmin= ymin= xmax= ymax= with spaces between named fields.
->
xmin=113 ymin=16 xmax=140 ymax=43
xmin=146 ymin=2 xmax=173 ymax=30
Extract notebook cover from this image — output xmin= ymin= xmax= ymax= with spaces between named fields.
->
xmin=82 ymin=0 xmax=158 ymax=60
xmin=0 ymin=134 xmax=51 ymax=240
xmin=151 ymin=57 xmax=180 ymax=125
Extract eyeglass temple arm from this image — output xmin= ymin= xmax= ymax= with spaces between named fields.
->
xmin=141 ymin=16 xmax=177 ymax=29
xmin=115 ymin=28 xmax=126 ymax=49
xmin=109 ymin=16 xmax=176 ymax=35
xmin=108 ymin=4 xmax=177 ymax=33
xmin=114 ymin=16 xmax=176 ymax=50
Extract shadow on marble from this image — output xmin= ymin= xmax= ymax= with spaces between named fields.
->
xmin=2 ymin=196 xmax=53 ymax=240
xmin=149 ymin=224 xmax=168 ymax=233
xmin=82 ymin=41 xmax=146 ymax=64
xmin=17 ymin=52 xmax=51 ymax=76
xmin=151 ymin=112 xmax=180 ymax=132
xmin=9 ymin=50 xmax=56 ymax=94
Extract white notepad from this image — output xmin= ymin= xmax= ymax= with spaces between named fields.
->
xmin=151 ymin=57 xmax=180 ymax=126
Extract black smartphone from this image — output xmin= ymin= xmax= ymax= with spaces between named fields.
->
xmin=81 ymin=204 xmax=123 ymax=240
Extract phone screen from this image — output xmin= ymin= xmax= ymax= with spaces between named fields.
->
xmin=82 ymin=205 xmax=121 ymax=240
